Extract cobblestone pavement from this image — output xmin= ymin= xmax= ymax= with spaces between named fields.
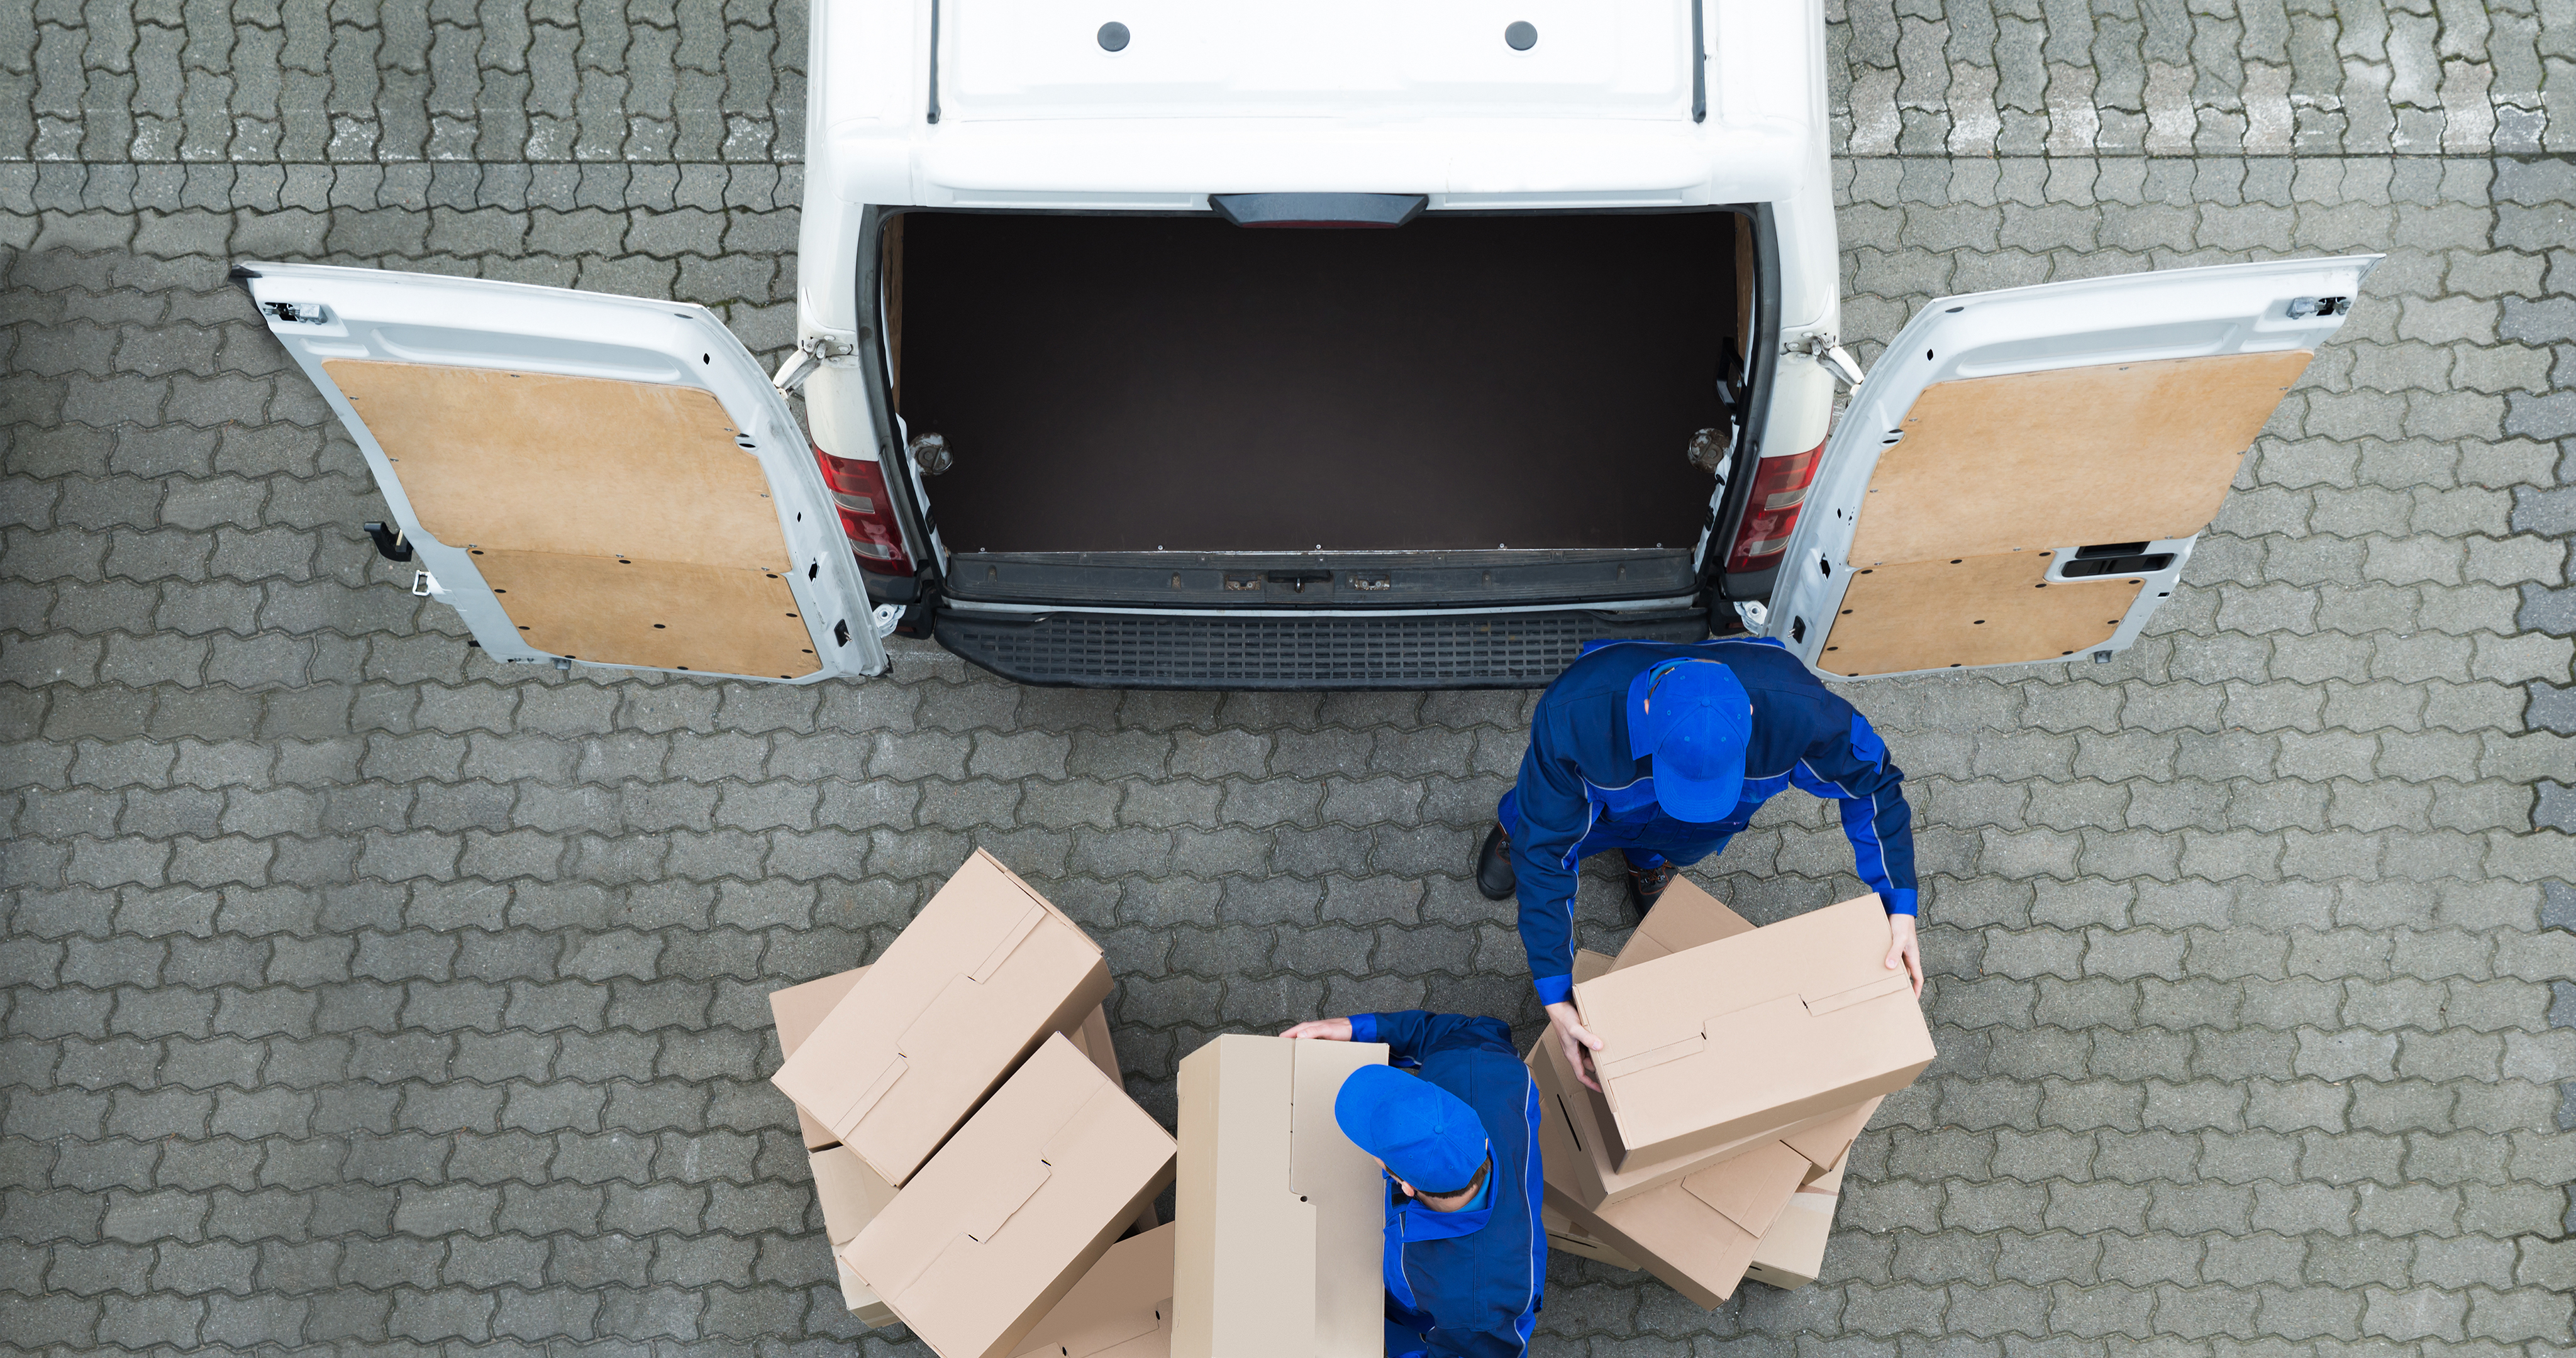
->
xmin=5 ymin=2 xmax=2576 ymax=1356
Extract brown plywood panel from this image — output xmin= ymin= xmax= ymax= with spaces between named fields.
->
xmin=472 ymin=549 xmax=820 ymax=678
xmin=1818 ymin=551 xmax=2143 ymax=676
xmin=324 ymin=360 xmax=790 ymax=570
xmin=1846 ymin=351 xmax=2311 ymax=566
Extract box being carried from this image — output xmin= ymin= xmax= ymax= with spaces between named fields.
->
xmin=772 ymin=850 xmax=1114 ymax=1186
xmin=1574 ymin=894 xmax=1933 ymax=1165
xmin=1174 ymin=1034 xmax=1390 ymax=1358
xmin=843 ymin=1034 xmax=1177 ymax=1358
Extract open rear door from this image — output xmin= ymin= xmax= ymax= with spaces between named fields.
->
xmin=1765 ymin=255 xmax=2378 ymax=680
xmin=238 ymin=263 xmax=887 ymax=683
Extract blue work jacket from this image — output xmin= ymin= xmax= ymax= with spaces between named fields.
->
xmin=1511 ymin=637 xmax=1916 ymax=1004
xmin=1345 ymin=1011 xmax=1545 ymax=1358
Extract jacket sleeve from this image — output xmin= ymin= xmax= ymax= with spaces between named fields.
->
xmin=1350 ymin=1012 xmax=1518 ymax=1068
xmin=1787 ymin=710 xmax=1918 ymax=915
xmin=1506 ymin=724 xmax=1594 ymax=1005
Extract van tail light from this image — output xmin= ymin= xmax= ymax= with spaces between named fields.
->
xmin=1723 ymin=442 xmax=1824 ymax=572
xmin=813 ymin=446 xmax=914 ymax=574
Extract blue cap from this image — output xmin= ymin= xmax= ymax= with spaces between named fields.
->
xmin=1626 ymin=660 xmax=1752 ymax=823
xmin=1333 ymin=1066 xmax=1488 ymax=1195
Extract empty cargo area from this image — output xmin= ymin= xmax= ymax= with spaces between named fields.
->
xmin=891 ymin=210 xmax=1743 ymax=558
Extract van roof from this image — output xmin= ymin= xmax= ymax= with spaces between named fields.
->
xmin=809 ymin=0 xmax=1825 ymax=210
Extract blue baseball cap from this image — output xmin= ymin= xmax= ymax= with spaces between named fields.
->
xmin=1626 ymin=659 xmax=1752 ymax=824
xmin=1333 ymin=1066 xmax=1488 ymax=1195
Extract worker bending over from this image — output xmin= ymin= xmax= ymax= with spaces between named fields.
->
xmin=1475 ymin=636 xmax=1923 ymax=1089
xmin=1284 ymin=1011 xmax=1543 ymax=1358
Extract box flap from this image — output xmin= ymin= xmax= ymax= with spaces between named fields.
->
xmin=1572 ymin=950 xmax=1616 ymax=985
xmin=1575 ymin=896 xmax=1933 ymax=1161
xmin=774 ymin=851 xmax=1113 ymax=1184
xmin=810 ymin=1144 xmax=900 ymax=1246
xmin=1013 ymin=1223 xmax=1176 ymax=1358
xmin=1676 ymin=1140 xmax=1809 ymax=1237
xmin=1780 ymin=1096 xmax=1881 ymax=1171
xmin=1612 ymin=878 xmax=1753 ymax=970
xmin=843 ymin=1035 xmax=1177 ymax=1358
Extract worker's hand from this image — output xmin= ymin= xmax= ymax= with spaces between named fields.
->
xmin=1886 ymin=914 xmax=1924 ymax=997
xmin=1545 ymin=1001 xmax=1605 ymax=1093
xmin=1280 ymin=1017 xmax=1354 ymax=1042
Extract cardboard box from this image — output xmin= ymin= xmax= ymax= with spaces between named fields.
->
xmin=774 ymin=851 xmax=1115 ymax=1185
xmin=1574 ymin=895 xmax=1933 ymax=1165
xmin=1541 ymin=1203 xmax=1639 ymax=1270
xmin=1528 ymin=1027 xmax=1847 ymax=1209
xmin=1173 ymin=1034 xmax=1389 ymax=1358
xmin=843 ymin=1034 xmax=1176 ymax=1358
xmin=770 ymin=966 xmax=870 ymax=1149
xmin=1741 ymin=1191 xmax=1836 ymax=1291
xmin=1013 ymin=1223 xmax=1176 ymax=1358
xmin=1613 ymin=876 xmax=1755 ymax=968
xmin=1544 ymin=1138 xmax=1812 ymax=1309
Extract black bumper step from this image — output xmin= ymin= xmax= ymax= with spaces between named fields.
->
xmin=934 ymin=608 xmax=1711 ymax=690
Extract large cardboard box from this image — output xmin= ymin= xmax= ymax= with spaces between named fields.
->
xmin=1544 ymin=1139 xmax=1812 ymax=1309
xmin=1574 ymin=895 xmax=1933 ymax=1165
xmin=1742 ymin=1190 xmax=1837 ymax=1291
xmin=1173 ymin=1034 xmax=1389 ymax=1358
xmin=1013 ymin=1223 xmax=1177 ymax=1358
xmin=843 ymin=1034 xmax=1176 ymax=1358
xmin=774 ymin=851 xmax=1115 ymax=1185
xmin=1541 ymin=1203 xmax=1639 ymax=1270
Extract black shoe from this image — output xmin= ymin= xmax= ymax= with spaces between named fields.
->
xmin=1475 ymin=824 xmax=1516 ymax=900
xmin=1624 ymin=856 xmax=1676 ymax=918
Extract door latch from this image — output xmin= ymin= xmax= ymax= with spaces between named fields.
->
xmin=1785 ymin=334 xmax=1867 ymax=390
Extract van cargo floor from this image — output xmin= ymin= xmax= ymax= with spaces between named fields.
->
xmin=896 ymin=211 xmax=1736 ymax=555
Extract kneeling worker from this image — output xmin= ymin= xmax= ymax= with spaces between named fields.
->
xmin=1283 ymin=1011 xmax=1543 ymax=1358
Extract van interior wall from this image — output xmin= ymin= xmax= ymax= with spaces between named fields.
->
xmin=894 ymin=211 xmax=1737 ymax=555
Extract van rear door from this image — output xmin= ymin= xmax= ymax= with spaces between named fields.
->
xmin=238 ymin=263 xmax=887 ymax=683
xmin=1765 ymin=255 xmax=2379 ymax=680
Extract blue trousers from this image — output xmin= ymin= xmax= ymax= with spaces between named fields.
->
xmin=1496 ymin=789 xmax=1732 ymax=874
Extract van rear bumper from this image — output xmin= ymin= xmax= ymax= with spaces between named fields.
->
xmin=933 ymin=607 xmax=1711 ymax=690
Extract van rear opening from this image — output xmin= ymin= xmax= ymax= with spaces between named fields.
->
xmin=892 ymin=211 xmax=1742 ymax=560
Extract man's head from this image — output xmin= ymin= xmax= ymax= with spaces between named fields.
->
xmin=1626 ymin=659 xmax=1752 ymax=822
xmin=1334 ymin=1065 xmax=1489 ymax=1211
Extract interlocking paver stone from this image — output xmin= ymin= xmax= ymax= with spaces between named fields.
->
xmin=5 ymin=3 xmax=2575 ymax=1355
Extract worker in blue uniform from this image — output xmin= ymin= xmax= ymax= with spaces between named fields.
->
xmin=1282 ymin=1010 xmax=1543 ymax=1358
xmin=1474 ymin=636 xmax=1922 ymax=1090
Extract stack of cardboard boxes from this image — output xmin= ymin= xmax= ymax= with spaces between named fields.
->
xmin=1535 ymin=880 xmax=1935 ymax=1306
xmin=767 ymin=851 xmax=1397 ymax=1358
xmin=765 ymin=851 xmax=1182 ymax=1358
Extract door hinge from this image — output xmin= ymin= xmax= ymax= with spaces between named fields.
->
xmin=771 ymin=333 xmax=859 ymax=395
xmin=870 ymin=602 xmax=904 ymax=638
xmin=1785 ymin=335 xmax=1867 ymax=390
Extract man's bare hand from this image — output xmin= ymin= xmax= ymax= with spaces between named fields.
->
xmin=1545 ymin=1001 xmax=1605 ymax=1093
xmin=1280 ymin=1017 xmax=1355 ymax=1042
xmin=1886 ymin=914 xmax=1924 ymax=997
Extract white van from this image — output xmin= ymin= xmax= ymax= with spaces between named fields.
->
xmin=240 ymin=1 xmax=2375 ymax=690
